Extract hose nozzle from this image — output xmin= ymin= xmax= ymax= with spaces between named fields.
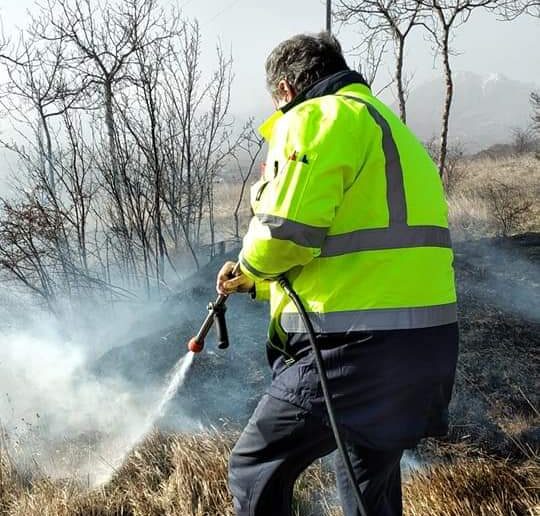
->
xmin=188 ymin=337 xmax=204 ymax=353
xmin=186 ymin=262 xmax=240 ymax=354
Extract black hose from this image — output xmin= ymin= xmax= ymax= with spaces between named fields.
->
xmin=278 ymin=276 xmax=370 ymax=516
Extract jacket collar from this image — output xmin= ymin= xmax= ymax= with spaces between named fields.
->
xmin=281 ymin=70 xmax=368 ymax=113
xmin=259 ymin=70 xmax=369 ymax=140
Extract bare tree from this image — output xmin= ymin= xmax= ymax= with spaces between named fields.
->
xmin=231 ymin=121 xmax=264 ymax=240
xmin=335 ymin=0 xmax=422 ymax=122
xmin=160 ymin=20 xmax=204 ymax=269
xmin=0 ymin=32 xmax=97 ymax=308
xmin=348 ymin=33 xmax=390 ymax=93
xmin=38 ymin=0 xmax=167 ymax=183
xmin=511 ymin=126 xmax=536 ymax=155
xmin=0 ymin=31 xmax=83 ymax=197
xmin=0 ymin=21 xmax=23 ymax=65
xmin=0 ymin=96 xmax=130 ymax=314
xmin=417 ymin=0 xmax=496 ymax=176
xmin=0 ymin=0 xmax=241 ymax=313
xmin=198 ymin=46 xmax=234 ymax=259
xmin=531 ymin=91 xmax=540 ymax=133
xmin=483 ymin=180 xmax=533 ymax=237
xmin=57 ymin=108 xmax=99 ymax=276
xmin=496 ymin=0 xmax=540 ymax=18
xmin=425 ymin=136 xmax=466 ymax=193
xmin=35 ymin=0 xmax=174 ymax=273
xmin=117 ymin=25 xmax=174 ymax=292
xmin=157 ymin=21 xmax=236 ymax=269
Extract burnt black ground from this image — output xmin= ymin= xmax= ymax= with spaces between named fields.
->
xmin=449 ymin=233 xmax=539 ymax=456
xmin=91 ymin=234 xmax=540 ymax=456
xmin=91 ymin=250 xmax=270 ymax=425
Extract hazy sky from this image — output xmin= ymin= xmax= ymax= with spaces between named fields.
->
xmin=0 ymin=0 xmax=539 ymax=118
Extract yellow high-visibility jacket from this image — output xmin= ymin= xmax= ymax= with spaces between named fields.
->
xmin=239 ymin=71 xmax=457 ymax=347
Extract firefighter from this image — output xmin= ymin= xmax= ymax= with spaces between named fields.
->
xmin=217 ymin=32 xmax=459 ymax=516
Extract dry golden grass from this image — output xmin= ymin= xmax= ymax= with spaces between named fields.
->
xmin=213 ymin=152 xmax=540 ymax=243
xmin=109 ymin=432 xmax=234 ymax=516
xmin=448 ymin=153 xmax=540 ymax=240
xmin=404 ymin=457 xmax=539 ymax=516
xmin=4 ymin=154 xmax=540 ymax=512
xmin=2 ymin=431 xmax=539 ymax=516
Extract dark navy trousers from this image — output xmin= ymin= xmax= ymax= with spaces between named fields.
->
xmin=229 ymin=393 xmax=403 ymax=515
xmin=228 ymin=323 xmax=459 ymax=516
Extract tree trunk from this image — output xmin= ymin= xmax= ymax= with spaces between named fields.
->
xmin=207 ymin=182 xmax=215 ymax=259
xmin=104 ymin=79 xmax=118 ymax=187
xmin=396 ymin=35 xmax=407 ymax=124
xmin=148 ymin=99 xmax=165 ymax=289
xmin=40 ymin=113 xmax=56 ymax=195
xmin=439 ymin=32 xmax=453 ymax=178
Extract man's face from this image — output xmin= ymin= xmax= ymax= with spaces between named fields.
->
xmin=272 ymin=79 xmax=296 ymax=110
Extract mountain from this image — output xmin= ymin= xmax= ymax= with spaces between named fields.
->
xmin=402 ymin=71 xmax=538 ymax=151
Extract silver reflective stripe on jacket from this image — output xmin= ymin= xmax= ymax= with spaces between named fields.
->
xmin=280 ymin=303 xmax=458 ymax=333
xmin=256 ymin=214 xmax=328 ymax=248
xmin=321 ymin=224 xmax=451 ymax=257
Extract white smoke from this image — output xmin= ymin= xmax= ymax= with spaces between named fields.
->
xmin=1 ymin=325 xmax=140 ymax=430
xmin=0 ymin=305 xmax=197 ymax=484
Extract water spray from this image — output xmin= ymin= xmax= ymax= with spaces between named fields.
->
xmin=95 ymin=349 xmax=196 ymax=486
xmin=187 ymin=263 xmax=370 ymax=516
xmin=113 ymin=265 xmax=243 ymax=462
xmin=151 ymin=351 xmax=195 ymax=423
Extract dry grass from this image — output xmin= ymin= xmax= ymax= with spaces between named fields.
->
xmin=404 ymin=457 xmax=539 ymax=516
xmin=109 ymin=432 xmax=234 ymax=516
xmin=2 ymin=431 xmax=539 ymax=516
xmin=0 ymin=430 xmax=339 ymax=516
xmin=213 ymin=153 xmax=540 ymax=243
xmin=448 ymin=153 xmax=540 ymax=240
xmin=2 ymin=154 xmax=539 ymax=514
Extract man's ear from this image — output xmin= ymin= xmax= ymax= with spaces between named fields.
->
xmin=277 ymin=79 xmax=296 ymax=104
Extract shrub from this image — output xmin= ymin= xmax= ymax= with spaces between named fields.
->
xmin=482 ymin=180 xmax=533 ymax=237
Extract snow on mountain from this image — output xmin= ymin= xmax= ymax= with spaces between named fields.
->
xmin=402 ymin=71 xmax=538 ymax=151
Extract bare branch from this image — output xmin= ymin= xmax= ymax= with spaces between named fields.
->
xmin=335 ymin=0 xmax=423 ymax=122
xmin=416 ymin=0 xmax=497 ymax=175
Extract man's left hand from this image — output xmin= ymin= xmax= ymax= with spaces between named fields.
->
xmin=216 ymin=261 xmax=255 ymax=295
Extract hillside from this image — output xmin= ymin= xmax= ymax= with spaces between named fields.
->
xmin=0 ymin=153 xmax=539 ymax=515
xmin=404 ymin=71 xmax=538 ymax=151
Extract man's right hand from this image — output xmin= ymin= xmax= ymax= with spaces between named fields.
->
xmin=216 ymin=261 xmax=255 ymax=296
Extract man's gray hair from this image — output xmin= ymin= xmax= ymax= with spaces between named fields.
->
xmin=265 ymin=32 xmax=349 ymax=99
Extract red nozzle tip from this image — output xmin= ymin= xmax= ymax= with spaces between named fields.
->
xmin=188 ymin=337 xmax=204 ymax=353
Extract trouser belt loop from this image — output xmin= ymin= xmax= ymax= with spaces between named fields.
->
xmin=282 ymin=335 xmax=327 ymax=366
xmin=267 ymin=332 xmax=300 ymax=366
